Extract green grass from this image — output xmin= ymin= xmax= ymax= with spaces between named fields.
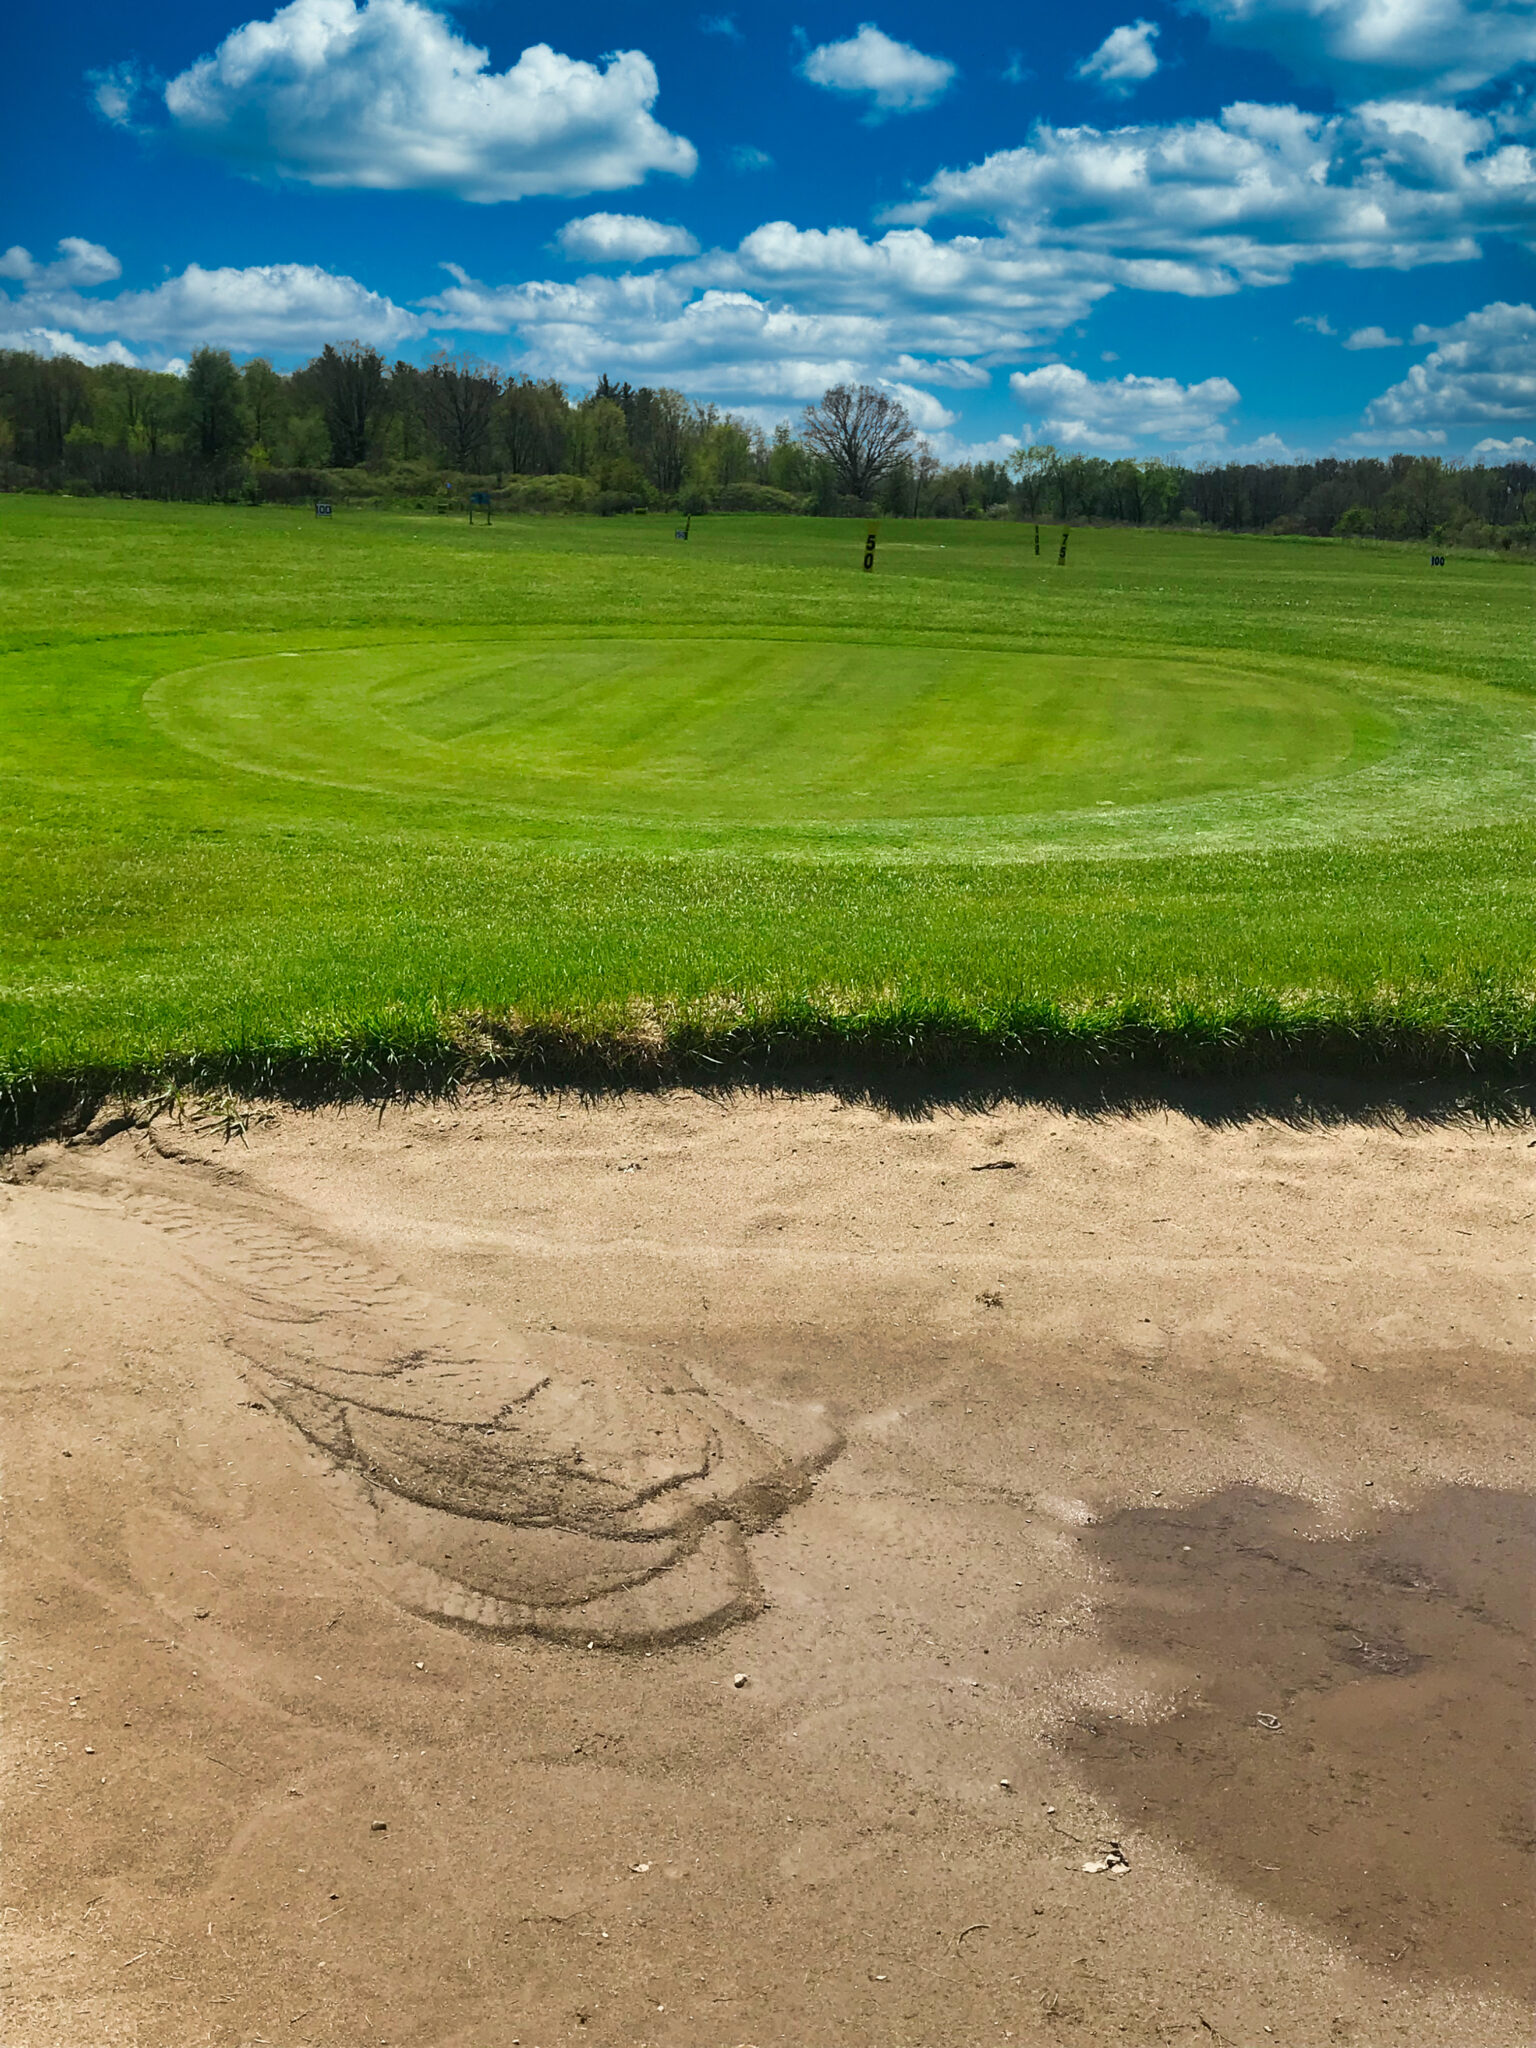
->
xmin=3 ymin=494 xmax=1534 ymax=1129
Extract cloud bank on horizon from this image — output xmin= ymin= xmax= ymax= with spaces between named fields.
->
xmin=3 ymin=0 xmax=1533 ymax=459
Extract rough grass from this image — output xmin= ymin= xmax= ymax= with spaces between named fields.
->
xmin=3 ymin=495 xmax=1534 ymax=1139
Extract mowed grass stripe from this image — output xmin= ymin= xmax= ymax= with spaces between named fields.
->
xmin=147 ymin=639 xmax=1391 ymax=822
xmin=1 ymin=497 xmax=1533 ymax=1123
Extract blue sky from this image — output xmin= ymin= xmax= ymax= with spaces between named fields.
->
xmin=3 ymin=0 xmax=1534 ymax=460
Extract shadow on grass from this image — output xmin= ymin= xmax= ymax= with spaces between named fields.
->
xmin=6 ymin=1006 xmax=1534 ymax=1150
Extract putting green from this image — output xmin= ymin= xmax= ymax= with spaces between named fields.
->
xmin=149 ymin=634 xmax=1395 ymax=830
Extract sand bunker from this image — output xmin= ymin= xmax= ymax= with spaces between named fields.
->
xmin=5 ymin=1090 xmax=1532 ymax=2047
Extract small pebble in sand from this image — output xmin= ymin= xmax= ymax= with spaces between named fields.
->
xmin=733 ymin=1673 xmax=748 ymax=1688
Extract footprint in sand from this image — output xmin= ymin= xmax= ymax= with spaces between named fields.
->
xmin=33 ymin=1126 xmax=842 ymax=1647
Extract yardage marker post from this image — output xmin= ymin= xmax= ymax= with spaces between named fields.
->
xmin=1057 ymin=529 xmax=1070 ymax=566
xmin=1034 ymin=523 xmax=1040 ymax=556
xmin=862 ymin=522 xmax=879 ymax=573
xmin=469 ymin=490 xmax=492 ymax=526
xmin=314 ymin=501 xmax=332 ymax=519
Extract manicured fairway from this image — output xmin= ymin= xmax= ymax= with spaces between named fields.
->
xmin=2 ymin=495 xmax=1533 ymax=1109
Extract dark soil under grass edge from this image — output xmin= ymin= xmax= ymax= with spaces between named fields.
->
xmin=8 ymin=1001 xmax=1535 ymax=1150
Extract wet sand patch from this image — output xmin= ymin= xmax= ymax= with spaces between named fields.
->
xmin=1061 ymin=1485 xmax=1535 ymax=1998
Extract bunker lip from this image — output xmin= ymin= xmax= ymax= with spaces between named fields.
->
xmin=7 ymin=1017 xmax=1536 ymax=1154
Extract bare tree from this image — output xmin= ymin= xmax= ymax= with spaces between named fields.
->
xmin=801 ymin=383 xmax=914 ymax=502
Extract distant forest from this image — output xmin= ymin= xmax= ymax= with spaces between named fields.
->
xmin=3 ymin=341 xmax=1532 ymax=548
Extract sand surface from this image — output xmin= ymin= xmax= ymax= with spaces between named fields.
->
xmin=3 ymin=1088 xmax=1532 ymax=2046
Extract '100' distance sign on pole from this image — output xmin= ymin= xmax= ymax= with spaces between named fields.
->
xmin=862 ymin=523 xmax=879 ymax=572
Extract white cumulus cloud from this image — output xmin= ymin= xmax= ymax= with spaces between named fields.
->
xmin=6 ymin=258 xmax=424 ymax=354
xmin=1180 ymin=0 xmax=1536 ymax=100
xmin=0 ymin=238 xmax=122 ymax=289
xmin=1339 ymin=425 xmax=1448 ymax=444
xmin=1010 ymin=362 xmax=1241 ymax=449
xmin=1227 ymin=430 xmax=1303 ymax=458
xmin=800 ymin=23 xmax=956 ymax=115
xmin=1075 ymin=20 xmax=1161 ymax=95
xmin=1343 ymin=324 xmax=1403 ymax=346
xmin=422 ymin=207 xmax=1269 ymax=409
xmin=1363 ymin=299 xmax=1536 ymax=427
xmin=877 ymin=379 xmax=958 ymax=429
xmin=893 ymin=353 xmax=992 ymax=386
xmin=421 ymin=218 xmax=1078 ymax=401
xmin=0 ymin=326 xmax=140 ymax=366
xmin=155 ymin=0 xmax=696 ymax=202
xmin=421 ymin=267 xmax=883 ymax=398
xmin=924 ymin=429 xmax=1025 ymax=464
xmin=1471 ymin=432 xmax=1536 ymax=453
xmin=556 ymin=214 xmax=699 ymax=262
xmin=896 ymin=99 xmax=1536 ymax=287
xmin=685 ymin=221 xmax=1114 ymax=345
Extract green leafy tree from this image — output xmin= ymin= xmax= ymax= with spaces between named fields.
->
xmin=296 ymin=343 xmax=391 ymax=467
xmin=568 ymin=395 xmax=644 ymax=493
xmin=182 ymin=347 xmax=247 ymax=463
xmin=626 ymin=386 xmax=691 ymax=494
xmin=240 ymin=359 xmax=287 ymax=452
xmin=766 ymin=422 xmax=814 ymax=495
xmin=0 ymin=351 xmax=91 ymax=464
xmin=1006 ymin=443 xmax=1057 ymax=517
xmin=1382 ymin=456 xmax=1462 ymax=539
xmin=419 ymin=351 xmax=502 ymax=471
xmin=499 ymin=377 xmax=570 ymax=475
xmin=1139 ymin=458 xmax=1182 ymax=523
xmin=1334 ymin=504 xmax=1377 ymax=538
xmin=686 ymin=417 xmax=754 ymax=499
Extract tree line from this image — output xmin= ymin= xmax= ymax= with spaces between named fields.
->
xmin=1 ymin=340 xmax=1531 ymax=548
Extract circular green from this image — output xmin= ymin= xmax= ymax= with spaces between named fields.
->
xmin=150 ymin=635 xmax=1395 ymax=828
